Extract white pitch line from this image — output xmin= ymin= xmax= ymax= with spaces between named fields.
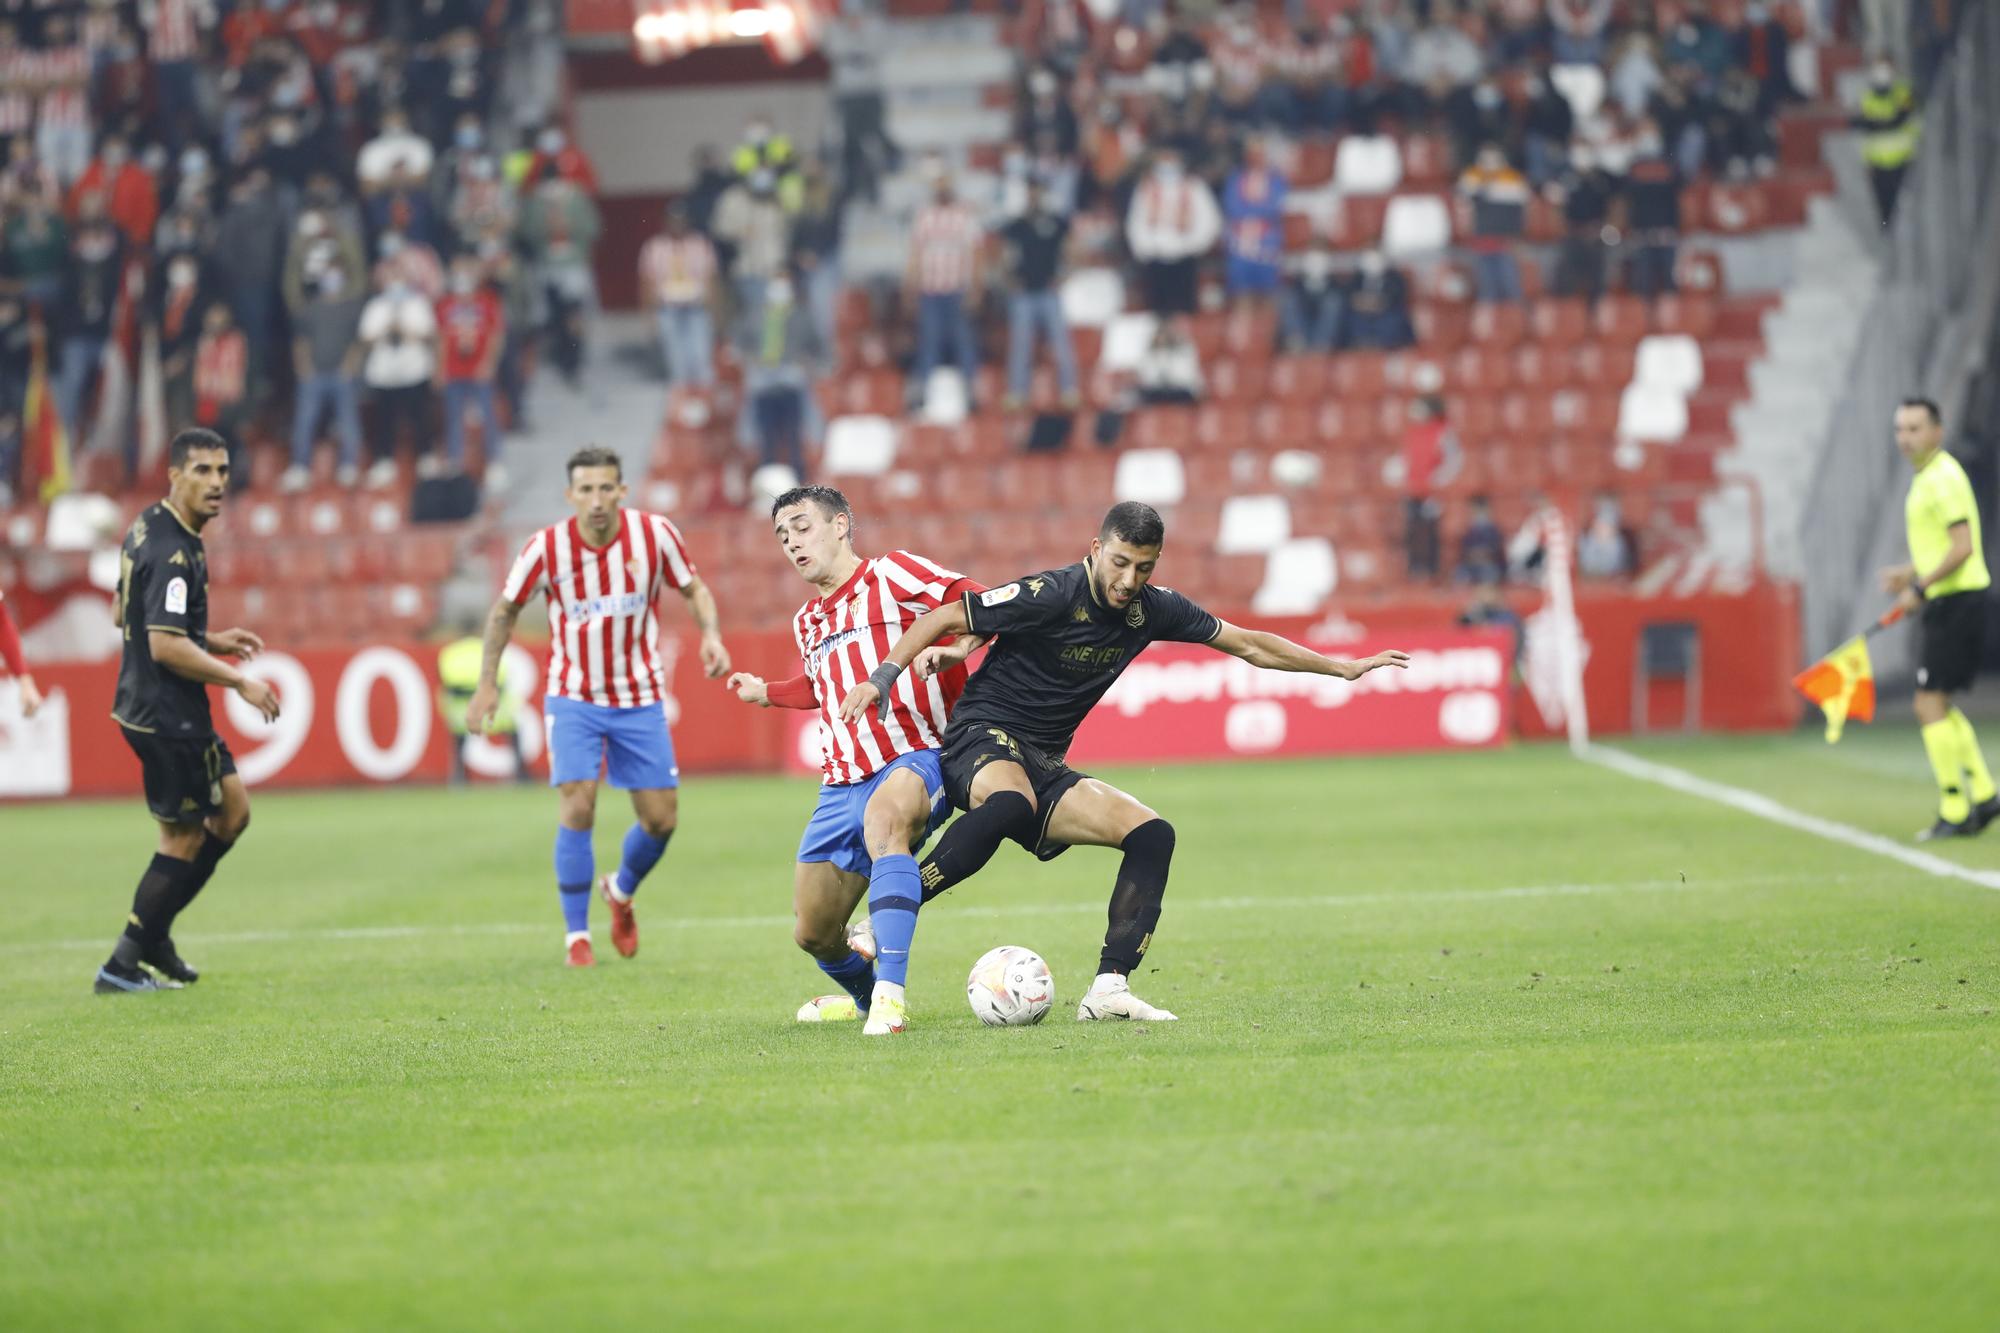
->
xmin=1583 ymin=743 xmax=2000 ymax=892
xmin=0 ymin=873 xmax=1806 ymax=958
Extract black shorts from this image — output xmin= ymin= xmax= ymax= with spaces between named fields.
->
xmin=1918 ymin=591 xmax=1985 ymax=695
xmin=121 ymin=726 xmax=236 ymax=824
xmin=939 ymin=723 xmax=1089 ymax=862
xmin=1141 ymin=258 xmax=1199 ymax=316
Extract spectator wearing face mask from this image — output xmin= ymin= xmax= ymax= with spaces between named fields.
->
xmin=639 ymin=205 xmax=720 ymax=390
xmin=1576 ymin=492 xmax=1638 ymax=578
xmin=54 ymin=194 xmax=127 ymax=445
xmin=1455 ymin=495 xmax=1508 ymax=585
xmin=7 ymin=192 xmax=68 ymax=309
xmin=155 ymin=249 xmax=210 ymax=438
xmin=142 ymin=0 xmax=213 ymax=151
xmin=374 ymin=230 xmax=445 ymax=303
xmin=1548 ymin=143 xmax=1612 ymax=302
xmin=436 ymin=256 xmax=506 ymax=486
xmin=359 ymin=106 xmax=436 ymax=198
xmin=788 ymin=158 xmax=844 ymax=363
xmin=730 ymin=117 xmax=797 ymax=207
xmin=284 ymin=264 xmax=366 ymax=491
xmin=192 ymin=303 xmax=250 ymax=476
xmin=1000 ymin=177 xmax=1078 ymax=410
xmin=1222 ymin=139 xmax=1287 ymax=314
xmin=434 ymin=112 xmax=490 ymax=212
xmin=1852 ymin=57 xmax=1919 ymax=228
xmin=712 ymin=164 xmax=793 ymax=354
xmin=34 ymin=10 xmax=92 ymax=186
xmin=445 ymin=148 xmax=516 ymax=252
xmin=1015 ymin=65 xmax=1080 ymax=158
xmin=1521 ymin=71 xmax=1575 ymax=187
xmin=1125 ymin=149 xmax=1219 ymax=322
xmin=283 ymin=205 xmax=367 ymax=316
xmin=214 ymin=168 xmax=287 ymax=383
xmin=69 ymin=136 xmax=158 ymax=249
xmin=745 ymin=271 xmax=821 ymax=482
xmin=516 ymin=166 xmax=600 ymax=388
xmin=1278 ymin=246 xmax=1343 ymax=354
xmin=358 ymin=267 xmax=439 ymax=487
xmin=477 ymin=229 xmax=538 ymax=431
xmin=1457 ymin=143 xmax=1530 ymax=304
xmin=906 ymin=174 xmax=984 ymax=408
xmin=526 ymin=124 xmax=599 ymax=196
xmin=1623 ymin=119 xmax=1681 ymax=299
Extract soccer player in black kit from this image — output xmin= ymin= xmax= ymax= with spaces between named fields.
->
xmin=842 ymin=502 xmax=1409 ymax=1024
xmin=95 ymin=429 xmax=280 ymax=994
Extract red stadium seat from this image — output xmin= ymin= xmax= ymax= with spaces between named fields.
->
xmin=1330 ymin=194 xmax=1389 ymax=249
xmin=1292 ymin=139 xmax=1335 ymax=186
xmin=1224 ymin=307 xmax=1279 ymax=356
xmin=1468 ymin=302 xmax=1526 ymax=349
xmin=1706 ymin=181 xmax=1771 ymax=233
xmin=1572 ymin=341 xmax=1637 ymax=387
xmin=1401 ymin=132 xmax=1450 ymax=187
xmin=1206 ymin=357 xmax=1263 ymax=402
xmin=1651 ymin=293 xmax=1718 ymax=338
xmin=1267 ymin=354 xmax=1329 ymax=401
xmin=1500 ymin=392 xmax=1555 ymax=437
xmin=1675 ymin=248 xmax=1726 ymax=293
xmin=1527 ymin=298 xmax=1589 ymax=346
xmin=1448 ymin=345 xmax=1509 ymax=393
xmin=1525 ymin=195 xmax=1564 ymax=243
xmin=1445 ymin=392 xmax=1499 ymax=438
xmin=1255 ymin=402 xmax=1316 ymax=451
xmin=1130 ymin=407 xmax=1194 ymax=452
xmin=1591 ymin=295 xmax=1649 ymax=346
xmin=1511 ymin=343 xmax=1565 ymax=393
xmin=1195 ymin=403 xmax=1254 ymax=450
xmin=1412 ymin=301 xmax=1468 ymax=351
xmin=1330 ymin=351 xmax=1389 ymax=398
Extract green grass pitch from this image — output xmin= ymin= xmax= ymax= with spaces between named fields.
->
xmin=2 ymin=730 xmax=1996 ymax=1330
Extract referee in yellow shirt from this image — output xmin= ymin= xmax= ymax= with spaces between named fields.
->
xmin=1878 ymin=398 xmax=1997 ymax=839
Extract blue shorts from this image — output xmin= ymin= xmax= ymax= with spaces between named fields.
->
xmin=796 ymin=750 xmax=948 ymax=879
xmin=543 ymin=695 xmax=680 ymax=789
xmin=1227 ymin=257 xmax=1282 ymax=295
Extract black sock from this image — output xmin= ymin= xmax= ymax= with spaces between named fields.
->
xmin=109 ymin=854 xmax=196 ymax=968
xmin=1099 ymin=819 xmax=1175 ymax=976
xmin=172 ymin=835 xmax=234 ymax=925
xmin=918 ymin=791 xmax=1039 ymax=903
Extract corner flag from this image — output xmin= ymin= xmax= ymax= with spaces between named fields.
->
xmin=1792 ymin=637 xmax=1877 ymax=742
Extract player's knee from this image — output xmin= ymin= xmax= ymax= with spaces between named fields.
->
xmin=1122 ymin=817 xmax=1175 ymax=860
xmin=983 ymin=788 xmax=1040 ymax=842
xmin=216 ymin=807 xmax=250 ymax=842
xmin=640 ymin=812 xmax=677 ymax=839
xmin=793 ymin=917 xmax=846 ymax=959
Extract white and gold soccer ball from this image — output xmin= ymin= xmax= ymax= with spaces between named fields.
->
xmin=966 ymin=946 xmax=1055 ymax=1026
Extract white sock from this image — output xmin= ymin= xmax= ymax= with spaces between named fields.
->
xmin=605 ymin=875 xmax=633 ymax=905
xmin=872 ymin=979 xmax=905 ymax=1003
xmin=1091 ymin=972 xmax=1127 ymax=993
xmin=565 ymin=930 xmax=590 ymax=946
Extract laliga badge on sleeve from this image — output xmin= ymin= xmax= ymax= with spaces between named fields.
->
xmin=981 ymin=583 xmax=1020 ymax=607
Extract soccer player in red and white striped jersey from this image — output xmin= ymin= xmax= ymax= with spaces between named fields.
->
xmin=467 ymin=447 xmax=732 ymax=968
xmin=726 ymin=485 xmax=988 ymax=1033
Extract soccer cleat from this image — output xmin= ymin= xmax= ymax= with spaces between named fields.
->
xmin=599 ymin=874 xmax=638 ymax=958
xmin=1972 ymin=795 xmax=2000 ymax=833
xmin=141 ymin=936 xmax=199 ymax=985
xmin=795 ymin=995 xmax=863 ymax=1022
xmin=861 ymin=981 xmax=907 ymax=1035
xmin=93 ymin=961 xmax=168 ymax=994
xmin=1076 ymin=974 xmax=1178 ymax=1022
xmin=566 ymin=936 xmax=597 ymax=968
xmin=1917 ymin=816 xmax=1976 ymax=842
xmin=845 ymin=917 xmax=877 ymax=962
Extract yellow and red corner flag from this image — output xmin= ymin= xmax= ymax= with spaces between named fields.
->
xmin=1792 ymin=636 xmax=1876 ymax=742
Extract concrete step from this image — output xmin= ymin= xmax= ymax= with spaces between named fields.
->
xmin=886 ymin=103 xmax=1014 ymax=152
xmin=878 ymin=45 xmax=1014 ymax=91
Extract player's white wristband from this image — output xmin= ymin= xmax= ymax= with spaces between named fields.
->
xmin=867 ymin=662 xmax=902 ymax=718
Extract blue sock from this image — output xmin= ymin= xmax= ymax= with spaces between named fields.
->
xmin=614 ymin=823 xmax=671 ymax=899
xmin=817 ymin=950 xmax=875 ymax=1011
xmin=866 ymin=854 xmax=921 ymax=988
xmin=554 ymin=825 xmax=593 ymax=934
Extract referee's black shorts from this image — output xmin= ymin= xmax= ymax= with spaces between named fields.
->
xmin=120 ymin=726 xmax=236 ymax=824
xmin=1918 ymin=590 xmax=1986 ymax=695
xmin=939 ymin=722 xmax=1089 ymax=862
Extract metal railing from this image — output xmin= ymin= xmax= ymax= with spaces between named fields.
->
xmin=1799 ymin=1 xmax=2000 ymax=663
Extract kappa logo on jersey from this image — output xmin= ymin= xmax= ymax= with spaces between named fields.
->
xmin=169 ymin=550 xmax=187 ymax=566
xmin=164 ymin=577 xmax=188 ymax=614
xmin=1072 ymin=605 xmax=1092 ymax=623
xmin=981 ymin=584 xmax=1020 ymax=608
xmin=1025 ymin=577 xmax=1047 ymax=597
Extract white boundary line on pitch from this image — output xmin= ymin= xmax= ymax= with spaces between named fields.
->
xmin=0 ymin=872 xmax=1820 ymax=956
xmin=1582 ymin=744 xmax=2000 ymax=892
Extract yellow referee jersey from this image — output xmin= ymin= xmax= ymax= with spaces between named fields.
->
xmin=1906 ymin=449 xmax=1990 ymax=598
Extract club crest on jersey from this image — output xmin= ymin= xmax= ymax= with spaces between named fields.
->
xmin=981 ymin=584 xmax=1020 ymax=608
xmin=1125 ymin=599 xmax=1146 ymax=628
xmin=627 ymin=558 xmax=643 ymax=581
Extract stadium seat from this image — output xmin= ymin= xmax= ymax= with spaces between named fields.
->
xmin=1468 ymin=303 xmax=1526 ymax=349
xmin=1334 ymin=135 xmax=1402 ymax=194
xmin=1292 ymin=138 xmax=1336 ymax=187
xmin=1382 ymin=193 xmax=1453 ymax=257
xmin=1706 ymin=182 xmax=1771 ymax=233
xmin=1098 ymin=312 xmax=1159 ymax=373
xmin=1194 ymin=403 xmax=1252 ymax=450
xmin=824 ymin=416 xmax=900 ymax=476
xmin=1650 ymin=293 xmax=1718 ymax=338
xmin=1256 ymin=402 xmax=1317 ymax=452
xmin=1400 ymin=133 xmax=1450 ymax=187
xmin=1617 ymin=382 xmax=1690 ymax=442
xmin=1130 ymin=408 xmax=1195 ymax=452
xmin=1113 ymin=448 xmax=1188 ymax=507
xmin=1216 ymin=494 xmax=1291 ymax=555
xmin=1511 ymin=344 xmax=1565 ymax=392
xmin=1412 ymin=302 xmax=1469 ymax=351
xmin=1591 ymin=295 xmax=1649 ymax=346
xmin=1528 ymin=298 xmax=1589 ymax=346
xmin=1269 ymin=448 xmax=1323 ymax=491
xmin=1328 ymin=193 xmax=1389 ymax=249
xmin=1550 ymin=62 xmax=1606 ymax=119
xmin=1330 ymin=351 xmax=1389 ymax=398
xmin=1267 ymin=355 xmax=1329 ymax=401
xmin=1061 ymin=267 xmax=1126 ymax=328
xmin=1634 ymin=335 xmax=1705 ymax=395
xmin=1572 ymin=341 xmax=1637 ymax=387
xmin=1252 ymin=537 xmax=1339 ymax=615
xmin=1449 ymin=346 xmax=1509 ymax=394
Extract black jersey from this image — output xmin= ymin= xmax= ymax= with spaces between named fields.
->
xmin=952 ymin=561 xmax=1222 ymax=755
xmin=112 ymin=501 xmax=213 ymax=738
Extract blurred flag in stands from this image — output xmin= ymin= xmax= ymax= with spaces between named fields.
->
xmin=1793 ymin=636 xmax=1876 ymax=742
xmin=631 ymin=0 xmax=822 ymax=64
xmin=25 ymin=322 xmax=69 ymax=504
xmin=763 ymin=0 xmax=824 ymax=64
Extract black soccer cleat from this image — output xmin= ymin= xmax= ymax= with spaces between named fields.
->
xmin=141 ymin=936 xmax=199 ymax=985
xmin=1916 ymin=816 xmax=1976 ymax=842
xmin=1972 ymin=795 xmax=2000 ymax=834
xmin=94 ymin=961 xmax=168 ymax=994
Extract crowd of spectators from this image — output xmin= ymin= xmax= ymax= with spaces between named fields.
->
xmin=0 ymin=0 xmax=580 ymax=508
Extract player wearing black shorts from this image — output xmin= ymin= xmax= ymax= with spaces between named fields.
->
xmin=95 ymin=429 xmax=280 ymax=993
xmin=842 ymin=501 xmax=1410 ymax=1024
xmin=1877 ymin=397 xmax=1998 ymax=841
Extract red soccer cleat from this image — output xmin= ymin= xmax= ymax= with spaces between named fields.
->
xmin=566 ymin=936 xmax=596 ymax=968
xmin=599 ymin=873 xmax=638 ymax=958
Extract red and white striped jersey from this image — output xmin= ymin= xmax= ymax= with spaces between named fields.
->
xmin=36 ymin=45 xmax=91 ymax=131
xmin=792 ymin=550 xmax=970 ymax=785
xmin=143 ymin=0 xmax=204 ymax=62
xmin=909 ymin=202 xmax=983 ymax=295
xmin=501 ymin=509 xmax=699 ymax=709
xmin=0 ymin=49 xmax=31 ymax=136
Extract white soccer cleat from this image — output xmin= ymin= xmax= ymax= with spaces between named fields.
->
xmin=862 ymin=980 xmax=907 ymax=1035
xmin=845 ymin=917 xmax=877 ymax=962
xmin=796 ymin=994 xmax=863 ymax=1022
xmin=1076 ymin=974 xmax=1178 ymax=1022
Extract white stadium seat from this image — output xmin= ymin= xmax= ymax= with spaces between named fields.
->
xmin=1334 ymin=134 xmax=1402 ymax=195
xmin=1216 ymin=494 xmax=1292 ymax=555
xmin=1634 ymin=334 xmax=1705 ymax=395
xmin=1617 ymin=382 xmax=1690 ymax=442
xmin=823 ymin=415 xmax=899 ymax=475
xmin=1382 ymin=193 xmax=1452 ymax=258
xmin=1113 ymin=448 xmax=1188 ymax=507
xmin=748 ymin=464 xmax=799 ymax=507
xmin=1061 ymin=267 xmax=1127 ymax=328
xmin=919 ymin=369 xmax=968 ymax=425
xmin=1252 ymin=537 xmax=1339 ymax=616
xmin=1269 ymin=449 xmax=1322 ymax=490
xmin=1098 ymin=312 xmax=1160 ymax=372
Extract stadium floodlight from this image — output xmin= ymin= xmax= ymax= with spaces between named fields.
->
xmin=729 ymin=8 xmax=772 ymax=37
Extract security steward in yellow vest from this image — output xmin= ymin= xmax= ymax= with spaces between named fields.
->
xmin=440 ymin=636 xmax=529 ymax=785
xmin=1878 ymin=398 xmax=1996 ymax=840
xmin=1853 ymin=59 xmax=1920 ymax=228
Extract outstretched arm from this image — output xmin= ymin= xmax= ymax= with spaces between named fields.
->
xmin=1207 ymin=621 xmax=1410 ymax=680
xmin=465 ymin=597 xmax=521 ymax=734
xmin=837 ymin=600 xmax=971 ymax=723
